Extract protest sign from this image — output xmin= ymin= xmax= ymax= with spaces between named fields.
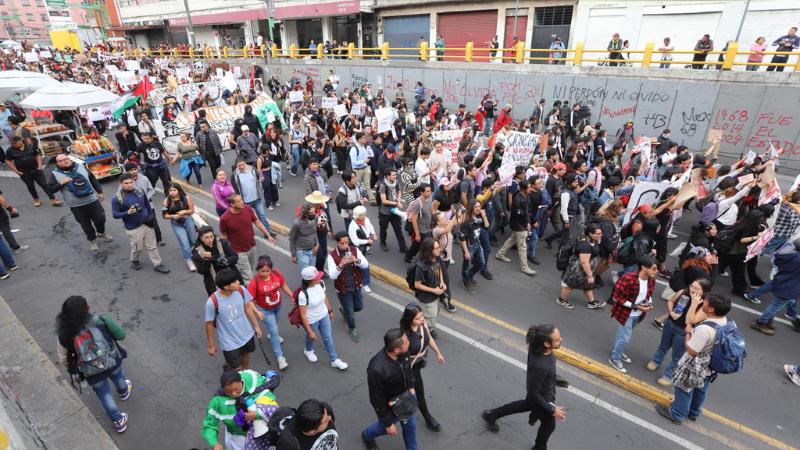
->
xmin=758 ymin=179 xmax=781 ymax=206
xmin=288 ymin=90 xmax=304 ymax=103
xmin=149 ymin=80 xmax=249 ymax=108
xmin=115 ymin=71 xmax=138 ymax=91
xmin=23 ymin=52 xmax=39 ymax=63
xmin=758 ymin=161 xmax=776 ymax=190
xmin=124 ymin=60 xmax=140 ymax=71
xmin=672 ymin=181 xmax=697 ymax=210
xmin=527 ymin=166 xmax=549 ymax=185
xmin=407 ymin=112 xmax=415 ymax=124
xmin=220 ymin=71 xmax=238 ymax=92
xmin=745 ymin=227 xmax=774 ymax=262
xmin=334 ymin=104 xmax=348 ymax=119
xmin=707 ymin=128 xmax=722 ymax=143
xmin=350 ymin=103 xmax=363 ymax=116
xmin=738 ymin=173 xmax=754 ymax=185
xmin=745 ymin=150 xmax=757 ymax=165
xmin=40 ymin=50 xmax=52 ymax=59
xmin=622 ymin=182 xmax=669 ymax=225
xmin=498 ymin=132 xmax=538 ymax=186
xmin=321 ymin=97 xmax=337 ymax=109
xmin=431 ymin=129 xmax=462 ymax=164
xmin=375 ymin=108 xmax=393 ymax=133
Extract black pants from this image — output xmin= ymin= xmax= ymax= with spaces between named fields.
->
xmin=727 ymin=252 xmax=748 ymax=294
xmin=0 ymin=208 xmax=19 ymax=249
xmin=608 ymin=52 xmax=623 ymax=67
xmin=488 ymin=399 xmax=556 ymax=450
xmin=379 ymin=213 xmax=406 ymax=249
xmin=334 ymin=146 xmax=349 ymax=171
xmin=204 ymin=151 xmax=221 ymax=180
xmin=692 ymin=54 xmax=708 ymax=69
xmin=70 ymin=200 xmax=106 ymax=241
xmin=766 ymin=55 xmax=788 ymax=72
xmin=20 ymin=169 xmax=54 ymax=201
xmin=405 ymin=231 xmax=432 ymax=260
xmin=412 ymin=362 xmax=432 ymax=418
xmin=145 ymin=165 xmax=171 ymax=192
xmin=746 ymin=257 xmax=766 ymax=286
xmin=261 ymin=174 xmax=279 ymax=207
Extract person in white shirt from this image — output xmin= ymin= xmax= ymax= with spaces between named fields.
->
xmin=348 ymin=206 xmax=375 ymax=294
xmin=415 ymin=148 xmax=438 ymax=185
xmin=297 ymin=266 xmax=349 ymax=370
xmin=429 ymin=140 xmax=452 ymax=179
xmin=715 ymin=179 xmax=757 ymax=227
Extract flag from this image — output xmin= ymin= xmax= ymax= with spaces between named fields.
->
xmin=131 ymin=77 xmax=153 ymax=102
xmin=250 ymin=66 xmax=255 ymax=89
xmin=110 ymin=91 xmax=140 ymax=120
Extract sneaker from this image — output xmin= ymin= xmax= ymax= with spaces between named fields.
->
xmin=587 ymin=300 xmax=606 ymax=309
xmin=50 ymin=199 xmax=63 ymax=206
xmin=97 ymin=233 xmax=114 ymax=242
xmin=462 ymin=283 xmax=475 ymax=294
xmin=268 ymin=205 xmax=274 ymax=211
xmin=362 ymin=432 xmax=379 ymax=450
xmin=743 ymin=292 xmax=761 ymax=304
xmin=611 ymin=271 xmax=619 ymax=283
xmin=646 ymin=361 xmax=659 ymax=372
xmin=441 ymin=298 xmax=457 ymax=313
xmin=187 ymin=260 xmax=197 ymax=272
xmin=279 ymin=183 xmax=284 ymax=188
xmin=278 ymin=356 xmax=288 ymax=370
xmin=785 ymin=313 xmax=798 ymax=321
xmin=275 ymin=202 xmax=281 ymax=207
xmin=269 ymin=231 xmax=278 ymax=238
xmin=90 ymin=241 xmax=99 ymax=251
xmin=750 ymin=320 xmax=774 ymax=335
xmin=33 ymin=199 xmax=41 ymax=207
xmin=653 ymin=318 xmax=665 ymax=331
xmin=304 ymin=349 xmax=318 ymax=362
xmin=331 ymin=359 xmax=348 ymax=370
xmin=380 ymin=242 xmax=388 ymax=251
xmin=119 ymin=380 xmax=132 ymax=400
xmin=157 ymin=240 xmax=166 ymax=247
xmin=522 ymin=267 xmax=536 ymax=276
xmin=349 ymin=329 xmax=360 ymax=343
xmin=784 ymin=365 xmax=800 ymax=386
xmin=495 ymin=253 xmax=511 ymax=262
xmin=608 ymin=358 xmax=627 ymax=373
xmin=363 ymin=285 xmax=372 ymax=293
xmin=555 ymin=298 xmax=574 ymax=310
xmin=290 ymin=171 xmax=297 ymax=177
xmin=655 ymin=405 xmax=681 ymax=425
xmin=131 ymin=260 xmax=142 ymax=270
xmin=12 ymin=245 xmax=29 ymax=255
xmin=719 ymin=270 xmax=729 ymax=277
xmin=667 ymin=233 xmax=678 ymax=239
xmin=656 ymin=377 xmax=673 ymax=387
xmin=6 ymin=265 xmax=17 ymax=271
xmin=154 ymin=264 xmax=170 ymax=274
xmin=528 ymin=257 xmax=541 ymax=265
xmin=0 ymin=273 xmax=9 ymax=280
xmin=658 ymin=269 xmax=672 ymax=279
xmin=469 ymin=279 xmax=479 ymax=286
xmin=114 ymin=413 xmax=128 ymax=433
xmin=266 ymin=334 xmax=285 ymax=343
xmin=480 ymin=270 xmax=493 ymax=280
xmin=620 ymin=353 xmax=632 ymax=364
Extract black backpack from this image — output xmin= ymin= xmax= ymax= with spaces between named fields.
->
xmin=555 ymin=243 xmax=576 ymax=272
xmin=405 ymin=260 xmax=421 ymax=292
xmin=715 ymin=225 xmax=741 ymax=253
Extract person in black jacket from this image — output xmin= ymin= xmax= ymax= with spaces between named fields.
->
xmin=242 ymin=104 xmax=264 ymax=140
xmin=192 ymin=226 xmax=241 ymax=295
xmin=496 ymin=180 xmax=536 ymax=276
xmin=273 ymin=399 xmax=338 ymax=450
xmin=482 ymin=324 xmax=566 ymax=449
xmin=362 ymin=328 xmax=417 ymax=450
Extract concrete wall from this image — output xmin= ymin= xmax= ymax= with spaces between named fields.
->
xmin=261 ymin=58 xmax=800 ymax=174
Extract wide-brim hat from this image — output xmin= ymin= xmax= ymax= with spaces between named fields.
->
xmin=305 ymin=190 xmax=330 ymax=204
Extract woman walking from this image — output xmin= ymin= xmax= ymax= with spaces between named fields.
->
xmin=400 ymin=302 xmax=446 ymax=432
xmin=256 ymin=144 xmax=280 ymax=210
xmin=290 ymin=204 xmax=321 ymax=276
xmin=171 ymin=132 xmax=204 ymax=188
xmin=248 ymin=255 xmax=293 ymax=370
xmin=162 ymin=183 xmax=197 ymax=272
xmin=56 ymin=296 xmax=132 ymax=433
xmin=348 ymin=205 xmax=375 ymax=293
xmin=211 ymin=169 xmax=235 ymax=216
xmin=192 ymin=226 xmax=240 ymax=296
xmin=457 ymin=199 xmax=489 ymax=294
xmin=556 ymin=224 xmax=607 ymax=310
xmin=297 ymin=266 xmax=349 ymax=370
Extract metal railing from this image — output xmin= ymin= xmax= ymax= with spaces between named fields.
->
xmin=107 ymin=41 xmax=800 ymax=72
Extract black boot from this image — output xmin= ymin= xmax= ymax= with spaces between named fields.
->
xmin=481 ymin=410 xmax=499 ymax=432
xmin=424 ymin=414 xmax=442 ymax=432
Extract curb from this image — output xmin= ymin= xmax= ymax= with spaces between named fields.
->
xmin=0 ymin=296 xmax=120 ymax=450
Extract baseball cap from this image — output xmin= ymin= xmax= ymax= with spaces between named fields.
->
xmin=437 ymin=177 xmax=450 ymax=186
xmin=301 ymin=266 xmax=325 ymax=281
xmin=613 ymin=33 xmax=620 ymax=37
xmin=533 ymin=154 xmax=543 ymax=161
xmin=241 ymin=125 xmax=250 ymax=131
xmin=553 ymin=162 xmax=567 ymax=171
xmin=565 ymin=174 xmax=578 ymax=185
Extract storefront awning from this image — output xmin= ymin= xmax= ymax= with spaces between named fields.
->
xmin=108 ymin=25 xmax=163 ymax=31
xmin=168 ymin=9 xmax=270 ymax=27
xmin=273 ymin=1 xmax=361 ymax=20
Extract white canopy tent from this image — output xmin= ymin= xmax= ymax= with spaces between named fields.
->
xmin=20 ymin=82 xmax=120 ymax=110
xmin=0 ymin=70 xmax=62 ymax=102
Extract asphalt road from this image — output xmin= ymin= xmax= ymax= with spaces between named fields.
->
xmin=0 ymin=153 xmax=797 ymax=450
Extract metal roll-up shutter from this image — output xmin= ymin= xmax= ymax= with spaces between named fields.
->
xmin=504 ymin=13 xmax=528 ymax=48
xmin=438 ymin=10 xmax=498 ymax=59
xmin=384 ymin=15 xmax=430 ymax=59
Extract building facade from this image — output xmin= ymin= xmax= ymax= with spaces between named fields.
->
xmin=0 ymin=0 xmax=96 ymax=46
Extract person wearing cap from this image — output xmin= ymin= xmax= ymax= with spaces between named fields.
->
xmin=549 ymin=37 xmax=566 ymax=64
xmin=6 ymin=136 xmax=63 ymax=207
xmin=607 ymin=33 xmax=623 ymax=66
xmin=327 ymin=231 xmax=369 ymax=343
xmin=297 ymin=266 xmax=348 ymax=370
xmin=236 ymin=125 xmax=259 ymax=165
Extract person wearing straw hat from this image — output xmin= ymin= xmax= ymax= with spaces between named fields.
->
xmin=303 ymin=190 xmax=333 ymax=273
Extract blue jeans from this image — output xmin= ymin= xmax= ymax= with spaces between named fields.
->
xmin=305 ymin=313 xmax=337 ymax=361
xmin=91 ymin=364 xmax=128 ymax=423
xmin=315 ymin=232 xmax=328 ymax=271
xmin=0 ymin=236 xmax=15 ymax=275
xmin=183 ymin=161 xmax=203 ymax=185
xmin=527 ymin=229 xmax=539 ymax=259
xmin=651 ymin=319 xmax=686 ymax=381
xmin=670 ymin=376 xmax=711 ymax=422
xmin=256 ymin=304 xmax=283 ymax=358
xmin=536 ymin=211 xmax=549 ymax=238
xmin=170 ymin=216 xmax=197 ymax=261
xmin=462 ymin=242 xmax=484 ymax=285
xmin=246 ymin=199 xmax=272 ymax=234
xmin=296 ymin=248 xmax=314 ymax=276
xmin=479 ymin=229 xmax=491 ymax=273
xmin=483 ymin=117 xmax=494 ymax=137
xmin=619 ymin=264 xmax=637 ymax=277
xmin=291 ymin=145 xmax=301 ymax=175
xmin=612 ymin=314 xmax=642 ymax=361
xmin=337 ymin=290 xmax=364 ymax=330
xmin=261 ymin=175 xmax=279 ymax=207
xmin=761 ymin=235 xmax=789 ymax=256
xmin=363 ymin=266 xmax=372 ymax=286
xmin=758 ymin=297 xmax=797 ymax=324
xmin=363 ymin=415 xmax=418 ymax=450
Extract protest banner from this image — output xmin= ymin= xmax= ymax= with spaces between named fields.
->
xmin=622 ymin=182 xmax=669 ymax=225
xmin=498 ymin=131 xmax=538 ymax=185
xmin=431 ymin=129 xmax=462 ymax=164
xmin=528 ymin=166 xmax=549 ymax=185
xmin=288 ymin=90 xmax=304 ymax=103
xmin=375 ymin=108 xmax=393 ymax=133
xmin=745 ymin=227 xmax=775 ymax=262
xmin=23 ymin=52 xmax=39 ymax=63
xmin=321 ymin=97 xmax=337 ymax=109
xmin=759 ymin=179 xmax=781 ymax=206
xmin=334 ymin=104 xmax=348 ymax=119
xmin=350 ymin=103 xmax=363 ymax=116
xmin=149 ymin=80 xmax=250 ymax=109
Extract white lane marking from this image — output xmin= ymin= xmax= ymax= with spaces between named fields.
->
xmin=0 ymin=171 xmax=19 ymax=178
xmin=654 ymin=279 xmax=791 ymax=326
xmin=192 ymin=203 xmax=707 ymax=450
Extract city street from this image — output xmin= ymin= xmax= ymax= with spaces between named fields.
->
xmin=0 ymin=153 xmax=797 ymax=450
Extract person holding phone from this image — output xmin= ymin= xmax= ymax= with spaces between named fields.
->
xmin=327 ymin=232 xmax=369 ymax=343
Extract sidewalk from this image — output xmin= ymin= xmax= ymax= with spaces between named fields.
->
xmin=0 ymin=295 xmax=119 ymax=450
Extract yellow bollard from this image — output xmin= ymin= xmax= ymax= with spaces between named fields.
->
xmin=722 ymin=42 xmax=738 ymax=70
xmin=382 ymin=42 xmax=390 ymax=60
xmin=289 ymin=44 xmax=297 ymax=59
xmin=134 ymin=48 xmax=141 ymax=59
xmin=243 ymin=46 xmax=249 ymax=58
xmin=317 ymin=43 xmax=324 ymax=59
xmin=188 ymin=47 xmax=195 ymax=59
xmin=420 ymin=42 xmax=429 ymax=61
xmin=465 ymin=42 xmax=473 ymax=62
xmin=347 ymin=42 xmax=355 ymax=60
xmin=642 ymin=42 xmax=655 ymax=67
xmin=272 ymin=45 xmax=279 ymax=59
xmin=222 ymin=46 xmax=229 ymax=58
xmin=573 ymin=42 xmax=584 ymax=66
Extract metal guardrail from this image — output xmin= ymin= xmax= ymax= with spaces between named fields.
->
xmin=107 ymin=41 xmax=800 ymax=72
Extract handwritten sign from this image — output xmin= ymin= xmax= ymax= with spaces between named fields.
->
xmin=707 ymin=128 xmax=722 ymax=143
xmin=431 ymin=129 xmax=463 ymax=164
xmin=745 ymin=150 xmax=757 ymax=165
xmin=124 ymin=60 xmax=140 ymax=71
xmin=672 ymin=181 xmax=697 ymax=210
xmin=499 ymin=132 xmax=539 ymax=186
xmin=321 ymin=97 xmax=337 ymax=109
xmin=375 ymin=108 xmax=393 ymax=133
xmin=623 ymin=182 xmax=668 ymax=225
xmin=288 ymin=90 xmax=304 ymax=103
xmin=350 ymin=103 xmax=363 ymax=116
xmin=745 ymin=227 xmax=775 ymax=262
xmin=334 ymin=104 xmax=348 ymax=119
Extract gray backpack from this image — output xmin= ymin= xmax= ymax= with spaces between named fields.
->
xmin=73 ymin=316 xmax=119 ymax=377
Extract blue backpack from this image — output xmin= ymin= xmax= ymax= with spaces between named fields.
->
xmin=698 ymin=320 xmax=746 ymax=374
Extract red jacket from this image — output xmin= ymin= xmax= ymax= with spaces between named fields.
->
xmin=610 ymin=270 xmax=656 ymax=325
xmin=493 ymin=110 xmax=513 ymax=133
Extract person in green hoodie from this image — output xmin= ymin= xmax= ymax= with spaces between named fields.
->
xmin=202 ymin=369 xmax=281 ymax=450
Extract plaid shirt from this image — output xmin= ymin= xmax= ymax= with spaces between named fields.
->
xmin=773 ymin=202 xmax=800 ymax=238
xmin=610 ymin=271 xmax=656 ymax=325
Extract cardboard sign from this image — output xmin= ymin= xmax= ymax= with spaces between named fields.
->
xmin=498 ymin=131 xmax=539 ymax=186
xmin=334 ymin=104 xmax=348 ymax=119
xmin=672 ymin=181 xmax=697 ymax=210
xmin=707 ymin=128 xmax=722 ymax=143
xmin=745 ymin=227 xmax=774 ymax=262
xmin=375 ymin=108 xmax=393 ymax=133
xmin=737 ymin=173 xmax=754 ymax=186
xmin=350 ymin=103 xmax=363 ymax=116
xmin=288 ymin=90 xmax=304 ymax=103
xmin=431 ymin=129 xmax=463 ymax=164
xmin=622 ymin=182 xmax=669 ymax=225
xmin=321 ymin=97 xmax=337 ymax=109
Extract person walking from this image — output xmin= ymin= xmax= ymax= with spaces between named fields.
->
xmin=6 ymin=137 xmax=63 ymax=207
xmin=0 ymin=191 xmax=28 ymax=256
xmin=196 ymin=120 xmax=223 ymax=180
xmin=297 ymin=266 xmax=349 ymax=370
xmin=205 ymin=268 xmax=262 ymax=371
xmin=481 ymin=324 xmax=566 ymax=449
xmin=120 ymin=163 xmax=165 ymax=246
xmin=377 ymin=168 xmax=408 ymax=252
xmin=192 ymin=226 xmax=240 ymax=296
xmin=750 ymin=237 xmax=800 ymax=336
xmin=348 ymin=205 xmax=376 ymax=294
xmin=327 ymin=231 xmax=369 ymax=343
xmin=349 ymin=132 xmax=375 ymax=204
xmin=272 ymin=399 xmax=339 ymax=449
xmin=608 ymin=256 xmax=657 ymax=373
xmin=543 ymin=174 xmax=579 ymax=251
xmin=212 ymin=169 xmax=236 ymax=217
xmin=362 ymin=328 xmax=418 ymax=450
xmin=111 ymin=173 xmax=169 ymax=274
xmin=220 ymin=193 xmax=274 ymax=284
xmin=495 ymin=179 xmax=537 ymax=276
xmin=231 ymin=157 xmax=277 ymax=238
xmin=256 ymin=144 xmax=280 ymax=210
xmin=404 ymin=184 xmax=433 ymax=263
xmin=290 ymin=203 xmax=321 ymax=276
xmin=171 ymin=132 xmax=204 ymax=188
xmin=161 ymin=183 xmax=197 ymax=272
xmin=400 ymin=302 xmax=445 ymax=432
xmin=337 ymin=169 xmax=369 ymax=230
xmin=236 ymin=125 xmax=260 ymax=165
xmin=413 ymin=238 xmax=452 ymax=338
xmin=56 ymin=296 xmax=132 ymax=433
xmin=47 ymin=154 xmax=112 ymax=251
xmin=457 ymin=199 xmax=488 ymax=294
xmin=556 ymin=224 xmax=607 ymax=310
xmin=248 ymin=255 xmax=292 ymax=370
xmin=135 ymin=133 xmax=171 ymax=191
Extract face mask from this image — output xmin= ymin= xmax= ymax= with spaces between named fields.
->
xmin=308 ymin=214 xmax=317 ymax=221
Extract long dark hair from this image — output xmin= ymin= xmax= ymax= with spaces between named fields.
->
xmin=419 ymin=237 xmax=437 ymax=264
xmin=526 ymin=324 xmax=557 ymax=355
xmin=195 ymin=225 xmax=216 ymax=248
xmin=168 ymin=183 xmax=187 ymax=209
xmin=56 ymin=296 xmax=90 ymax=338
xmin=399 ymin=303 xmax=423 ymax=332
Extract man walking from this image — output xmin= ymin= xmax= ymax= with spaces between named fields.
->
xmin=482 ymin=324 xmax=566 ymax=449
xmin=111 ymin=173 xmax=169 ymax=274
xmin=121 ymin=162 xmax=165 ymax=246
xmin=544 ymin=174 xmax=579 ymax=251
xmin=135 ymin=133 xmax=171 ymax=191
xmin=336 ymin=169 xmax=368 ymax=230
xmin=607 ymin=257 xmax=657 ymax=372
xmin=377 ymin=169 xmax=407 ymax=252
xmin=220 ymin=193 xmax=274 ymax=284
xmin=350 ymin=132 xmax=375 ymax=204
xmin=196 ymin=121 xmax=223 ymax=179
xmin=231 ymin=158 xmax=277 ymax=238
xmin=6 ymin=137 xmax=63 ymax=207
xmin=0 ymin=191 xmax=28 ymax=255
xmin=404 ymin=184 xmax=433 ymax=263
xmin=236 ymin=125 xmax=259 ymax=165
xmin=750 ymin=238 xmax=800 ymax=336
xmin=362 ymin=329 xmax=418 ymax=450
xmin=496 ymin=180 xmax=536 ymax=276
xmin=327 ymin=231 xmax=369 ymax=343
xmin=47 ymin=154 xmax=113 ymax=251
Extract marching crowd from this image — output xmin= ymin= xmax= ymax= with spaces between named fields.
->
xmin=2 ymin=50 xmax=800 ymax=450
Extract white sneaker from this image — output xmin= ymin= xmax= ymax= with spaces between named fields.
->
xmin=667 ymin=233 xmax=678 ymax=239
xmin=187 ymin=260 xmax=197 ymax=272
xmin=363 ymin=285 xmax=372 ymax=293
xmin=331 ymin=359 xmax=348 ymax=370
xmin=278 ymin=356 xmax=288 ymax=370
xmin=304 ymin=349 xmax=318 ymax=362
xmin=611 ymin=271 xmax=619 ymax=283
xmin=13 ymin=245 xmax=29 ymax=255
xmin=89 ymin=241 xmax=99 ymax=251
